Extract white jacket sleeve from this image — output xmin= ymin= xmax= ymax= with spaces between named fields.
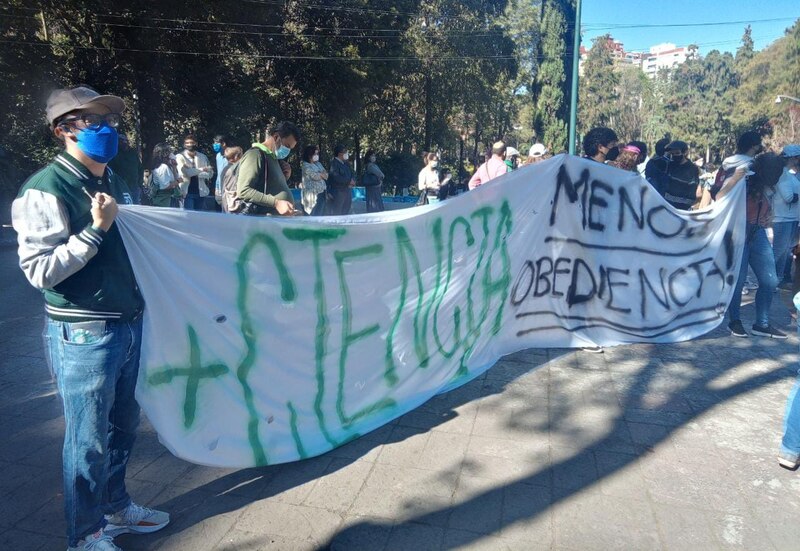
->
xmin=177 ymin=154 xmax=202 ymax=179
xmin=11 ymin=189 xmax=103 ymax=290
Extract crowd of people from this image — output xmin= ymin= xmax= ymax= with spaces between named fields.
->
xmin=9 ymin=84 xmax=800 ymax=551
xmin=137 ymin=123 xmax=558 ymax=216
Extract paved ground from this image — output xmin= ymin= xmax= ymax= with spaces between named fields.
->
xmin=2 ymin=227 xmax=800 ymax=551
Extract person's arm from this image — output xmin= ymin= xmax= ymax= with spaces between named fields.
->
xmin=716 ymin=165 xmax=748 ymax=199
xmin=777 ymin=173 xmax=798 ymax=204
xmin=11 ymin=189 xmax=116 ymax=289
xmin=177 ymin=154 xmax=202 ymax=179
xmin=369 ymin=163 xmax=385 ymax=180
xmin=468 ymin=166 xmax=483 ymax=190
xmin=197 ymin=153 xmax=213 ymax=180
xmin=304 ymin=163 xmax=323 ymax=181
xmin=329 ymin=161 xmax=348 ymax=187
xmin=236 ymin=150 xmax=274 ymax=207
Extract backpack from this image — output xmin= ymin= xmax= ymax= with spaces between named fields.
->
xmin=710 ymin=166 xmax=734 ymax=200
xmin=222 ymin=160 xmax=243 ymax=213
xmin=142 ymin=171 xmax=158 ymax=201
xmin=223 ymin=149 xmax=271 ymax=215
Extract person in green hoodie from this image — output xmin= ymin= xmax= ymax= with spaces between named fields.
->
xmin=11 ymin=86 xmax=169 ymax=551
xmin=235 ymin=121 xmax=300 ymax=216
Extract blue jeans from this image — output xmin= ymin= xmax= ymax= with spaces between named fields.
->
xmin=782 ymin=372 xmax=800 ymax=458
xmin=728 ymin=224 xmax=778 ymax=327
xmin=45 ymin=317 xmax=142 ymax=546
xmin=184 ymin=194 xmax=213 ymax=211
xmin=772 ymin=221 xmax=798 ymax=283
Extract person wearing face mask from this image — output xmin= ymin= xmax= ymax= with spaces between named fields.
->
xmin=771 ymin=145 xmax=800 ymax=288
xmin=300 ymin=145 xmax=328 ymax=215
xmin=175 ymin=134 xmax=213 ymax=211
xmin=11 ymin=86 xmax=170 ymax=551
xmin=418 ymin=152 xmax=442 ymax=204
xmin=581 ymin=127 xmax=619 ymax=164
xmin=363 ymin=149 xmax=385 ymax=213
xmin=234 ymin=121 xmax=299 ymax=216
xmin=468 ymin=142 xmax=508 ymax=190
xmin=658 ymin=140 xmax=702 ymax=210
xmin=212 ymin=134 xmax=230 ymax=206
xmin=711 ymin=131 xmax=764 ymax=200
xmin=328 ymin=144 xmax=356 ymax=215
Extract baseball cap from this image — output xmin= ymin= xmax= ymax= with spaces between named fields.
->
xmin=505 ymin=146 xmax=520 ymax=157
xmin=46 ymin=86 xmax=126 ymax=126
xmin=782 ymin=144 xmax=800 ymax=158
xmin=528 ymin=143 xmax=547 ymax=157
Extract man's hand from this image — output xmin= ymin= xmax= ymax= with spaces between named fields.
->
xmin=274 ymin=199 xmax=296 ymax=215
xmin=91 ymin=193 xmax=118 ymax=232
xmin=349 ymin=179 xmax=356 ymax=188
xmin=280 ymin=160 xmax=292 ymax=179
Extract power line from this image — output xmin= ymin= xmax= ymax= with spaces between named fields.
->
xmin=98 ymin=21 xmax=516 ymax=40
xmin=0 ymin=12 xmax=516 ymax=38
xmin=583 ymin=15 xmax=799 ymax=30
xmin=0 ymin=39 xmax=516 ymax=62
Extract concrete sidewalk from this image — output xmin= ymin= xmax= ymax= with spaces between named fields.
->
xmin=1 ymin=237 xmax=799 ymax=551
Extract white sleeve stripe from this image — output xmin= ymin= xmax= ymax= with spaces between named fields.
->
xmin=78 ymin=229 xmax=102 ymax=247
xmin=12 ymin=189 xmax=100 ymax=290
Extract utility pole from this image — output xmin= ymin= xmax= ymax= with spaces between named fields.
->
xmin=568 ymin=0 xmax=582 ymax=155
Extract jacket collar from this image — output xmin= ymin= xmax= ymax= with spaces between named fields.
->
xmin=53 ymin=151 xmax=114 ymax=186
xmin=53 ymin=151 xmax=92 ymax=181
xmin=252 ymin=143 xmax=276 ymax=158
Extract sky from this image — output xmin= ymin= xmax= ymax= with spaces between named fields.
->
xmin=581 ymin=0 xmax=800 ymax=55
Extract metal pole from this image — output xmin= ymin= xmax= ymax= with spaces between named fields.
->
xmin=568 ymin=0 xmax=582 ymax=155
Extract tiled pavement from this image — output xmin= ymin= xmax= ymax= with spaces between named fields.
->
xmin=2 ymin=233 xmax=800 ymax=551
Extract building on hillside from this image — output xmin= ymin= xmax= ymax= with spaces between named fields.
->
xmin=641 ymin=43 xmax=691 ymax=78
xmin=578 ymin=37 xmax=692 ymax=79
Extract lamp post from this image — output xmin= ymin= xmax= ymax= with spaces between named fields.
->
xmin=568 ymin=0 xmax=583 ymax=155
xmin=776 ymin=95 xmax=800 ymax=104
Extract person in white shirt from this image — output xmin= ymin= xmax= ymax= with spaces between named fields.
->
xmin=149 ymin=143 xmax=180 ymax=207
xmin=175 ymin=134 xmax=213 ymax=211
xmin=418 ymin=152 xmax=443 ymax=204
xmin=773 ymin=144 xmax=800 ymax=285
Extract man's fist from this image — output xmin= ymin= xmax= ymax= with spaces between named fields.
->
xmin=91 ymin=192 xmax=118 ymax=232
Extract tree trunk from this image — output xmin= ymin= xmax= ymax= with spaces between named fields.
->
xmin=134 ymin=52 xmax=164 ymax=168
xmin=424 ymin=73 xmax=432 ymax=152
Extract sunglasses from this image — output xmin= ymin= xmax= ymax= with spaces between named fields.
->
xmin=59 ymin=113 xmax=121 ymax=130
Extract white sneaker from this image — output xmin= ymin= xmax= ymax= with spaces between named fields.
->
xmin=67 ymin=528 xmax=121 ymax=551
xmin=105 ymin=502 xmax=170 ymax=537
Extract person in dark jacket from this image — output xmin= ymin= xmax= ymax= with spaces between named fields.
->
xmin=656 ymin=140 xmax=701 ymax=210
xmin=11 ymin=85 xmax=169 ymax=551
xmin=362 ymin=149 xmax=385 ymax=213
xmin=328 ymin=144 xmax=355 ymax=215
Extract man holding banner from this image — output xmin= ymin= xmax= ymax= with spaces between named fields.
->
xmin=11 ymin=86 xmax=169 ymax=551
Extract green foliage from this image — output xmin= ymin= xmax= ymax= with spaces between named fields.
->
xmin=533 ymin=0 xmax=572 ymax=151
xmin=578 ymin=34 xmax=620 ymax=134
xmin=0 ymin=0 xmax=537 ymax=212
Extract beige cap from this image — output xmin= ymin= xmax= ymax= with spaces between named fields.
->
xmin=46 ymin=86 xmax=125 ymax=126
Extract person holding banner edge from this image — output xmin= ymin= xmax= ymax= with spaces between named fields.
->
xmin=11 ymin=86 xmax=169 ymax=550
xmin=717 ymin=152 xmax=787 ymax=339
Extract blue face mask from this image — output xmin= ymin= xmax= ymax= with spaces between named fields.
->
xmin=275 ymin=145 xmax=292 ymax=159
xmin=276 ymin=145 xmax=291 ymax=159
xmin=75 ymin=123 xmax=118 ymax=163
xmin=213 ymin=143 xmax=222 ymax=153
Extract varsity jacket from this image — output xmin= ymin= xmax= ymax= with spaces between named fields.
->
xmin=11 ymin=151 xmax=143 ymax=322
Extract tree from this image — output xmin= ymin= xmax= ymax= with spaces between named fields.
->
xmin=577 ymin=34 xmax=619 ymax=133
xmin=533 ymin=0 xmax=574 ymax=152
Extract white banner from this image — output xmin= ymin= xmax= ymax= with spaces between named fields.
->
xmin=116 ymin=154 xmax=745 ymax=467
